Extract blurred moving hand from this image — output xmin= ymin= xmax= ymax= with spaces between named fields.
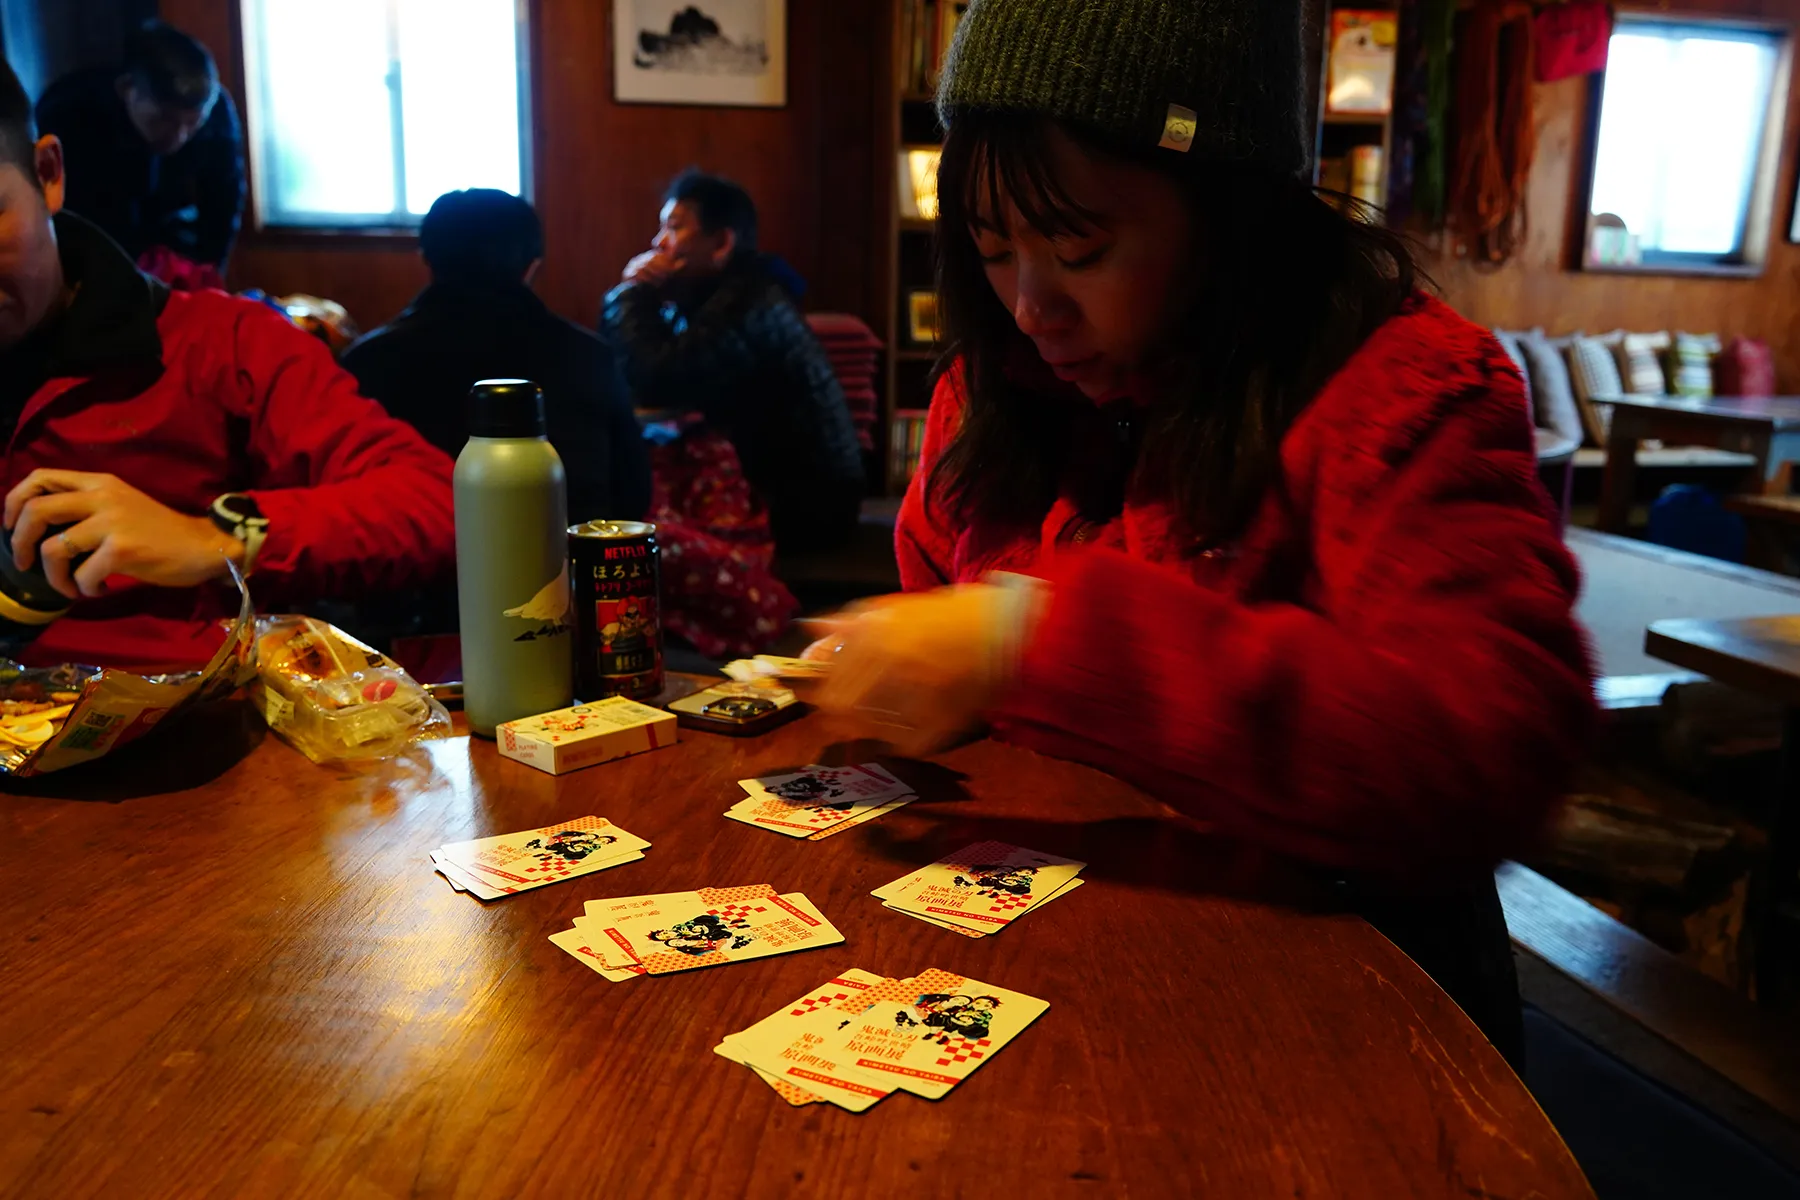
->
xmin=802 ymin=582 xmax=1043 ymax=757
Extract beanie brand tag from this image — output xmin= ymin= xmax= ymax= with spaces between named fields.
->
xmin=1158 ymin=104 xmax=1198 ymax=153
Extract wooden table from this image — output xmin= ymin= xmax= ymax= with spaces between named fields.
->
xmin=1648 ymin=617 xmax=1800 ymax=1004
xmin=0 ymin=698 xmax=1593 ymax=1199
xmin=1597 ymin=394 xmax=1800 ymax=532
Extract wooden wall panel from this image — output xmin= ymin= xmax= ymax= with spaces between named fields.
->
xmin=1419 ymin=0 xmax=1800 ymax=390
xmin=156 ymin=0 xmax=888 ymax=335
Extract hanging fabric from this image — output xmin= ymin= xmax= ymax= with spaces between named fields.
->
xmin=1418 ymin=0 xmax=1456 ymax=226
xmin=1447 ymin=0 xmax=1536 ymax=265
xmin=1536 ymin=1 xmax=1611 ymax=83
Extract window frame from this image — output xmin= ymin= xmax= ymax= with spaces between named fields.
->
xmin=1579 ymin=10 xmax=1792 ymax=279
xmin=237 ymin=0 xmax=535 ymax=236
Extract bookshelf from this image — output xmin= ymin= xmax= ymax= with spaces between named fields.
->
xmin=1312 ymin=4 xmax=1400 ymax=214
xmin=878 ymin=0 xmax=963 ymax=494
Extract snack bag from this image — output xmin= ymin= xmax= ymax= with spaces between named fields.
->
xmin=0 ymin=567 xmax=257 ymax=777
xmin=252 ymin=616 xmax=451 ymax=764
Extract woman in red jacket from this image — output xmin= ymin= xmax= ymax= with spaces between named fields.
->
xmin=814 ymin=0 xmax=1594 ymax=1065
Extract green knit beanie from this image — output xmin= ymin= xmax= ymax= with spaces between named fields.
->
xmin=937 ymin=0 xmax=1310 ymax=178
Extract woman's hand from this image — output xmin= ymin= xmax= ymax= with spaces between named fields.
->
xmin=802 ymin=583 xmax=1040 ymax=757
xmin=5 ymin=470 xmax=244 ymax=599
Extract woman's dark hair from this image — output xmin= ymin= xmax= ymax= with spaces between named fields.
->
xmin=932 ymin=111 xmax=1420 ymax=550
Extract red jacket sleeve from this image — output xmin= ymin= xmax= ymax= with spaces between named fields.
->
xmin=209 ymin=297 xmax=456 ymax=599
xmin=996 ymin=320 xmax=1595 ymax=880
xmin=895 ymin=367 xmax=966 ymax=591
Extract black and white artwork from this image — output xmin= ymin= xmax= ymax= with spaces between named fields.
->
xmin=615 ymin=0 xmax=787 ymax=107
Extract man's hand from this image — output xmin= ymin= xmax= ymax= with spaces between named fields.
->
xmin=622 ymin=249 xmax=683 ymax=288
xmin=4 ymin=470 xmax=245 ymax=599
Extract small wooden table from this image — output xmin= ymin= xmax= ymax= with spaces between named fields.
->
xmin=1597 ymin=394 xmax=1800 ymax=532
xmin=1647 ymin=616 xmax=1800 ymax=1003
xmin=0 ymin=697 xmax=1593 ymax=1198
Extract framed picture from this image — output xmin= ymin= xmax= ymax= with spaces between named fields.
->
xmin=615 ymin=0 xmax=787 ymax=107
xmin=907 ymin=291 xmax=940 ymax=345
xmin=897 ymin=147 xmax=941 ymax=221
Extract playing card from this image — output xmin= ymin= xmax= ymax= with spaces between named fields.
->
xmin=881 ymin=876 xmax=1086 ymax=938
xmin=576 ymin=886 xmax=777 ymax=968
xmin=437 ymin=816 xmax=650 ymax=893
xmin=721 ymin=655 xmax=832 ymax=683
xmin=587 ymin=888 xmax=844 ymax=975
xmin=726 ymin=764 xmax=913 ymax=838
xmin=877 ymin=841 xmax=1085 ymax=935
xmin=725 ymin=970 xmax=937 ymax=1112
xmin=714 ymin=968 xmax=889 ymax=1106
xmin=548 ymin=925 xmax=646 ymax=982
xmin=804 ymin=794 xmax=915 ymax=841
xmin=822 ymin=970 xmax=1050 ymax=1100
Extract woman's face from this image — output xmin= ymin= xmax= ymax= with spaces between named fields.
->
xmin=970 ymin=127 xmax=1196 ymax=403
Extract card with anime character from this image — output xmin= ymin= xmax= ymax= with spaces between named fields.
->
xmin=578 ymin=886 xmax=778 ymax=969
xmin=823 ymin=970 xmax=1050 ymax=1100
xmin=437 ymin=816 xmax=650 ymax=894
xmin=590 ymin=888 xmax=844 ymax=975
xmin=723 ymin=770 xmax=914 ymax=834
xmin=876 ymin=841 xmax=1085 ymax=935
xmin=882 ymin=877 xmax=1087 ymax=937
xmin=714 ymin=968 xmax=891 ymax=1105
xmin=725 ymin=970 xmax=957 ymax=1112
xmin=725 ymin=763 xmax=913 ymax=838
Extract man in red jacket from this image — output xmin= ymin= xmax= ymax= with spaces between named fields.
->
xmin=0 ymin=59 xmax=454 ymax=672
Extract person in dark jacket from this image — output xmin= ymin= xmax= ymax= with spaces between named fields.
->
xmin=600 ymin=170 xmax=864 ymax=554
xmin=34 ymin=21 xmax=245 ymax=272
xmin=343 ymin=189 xmax=651 ymax=527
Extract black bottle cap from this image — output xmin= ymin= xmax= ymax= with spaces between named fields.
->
xmin=468 ymin=379 xmax=547 ymax=438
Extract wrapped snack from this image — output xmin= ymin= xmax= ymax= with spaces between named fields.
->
xmin=0 ymin=568 xmax=256 ymax=777
xmin=252 ymin=616 xmax=450 ymax=763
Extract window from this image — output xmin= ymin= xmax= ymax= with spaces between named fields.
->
xmin=240 ymin=0 xmax=529 ymax=229
xmin=1584 ymin=17 xmax=1788 ymax=272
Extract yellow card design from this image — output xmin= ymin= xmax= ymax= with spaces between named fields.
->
xmin=804 ymin=795 xmax=915 ymax=841
xmin=882 ymin=877 xmax=1087 ymax=938
xmin=548 ymin=926 xmax=645 ymax=982
xmin=582 ymin=885 xmax=779 ymax=969
xmin=826 ymin=971 xmax=1050 ymax=1100
xmin=879 ymin=841 xmax=1085 ymax=934
xmin=439 ymin=816 xmax=651 ymax=891
xmin=727 ymin=764 xmax=913 ymax=838
xmin=715 ymin=968 xmax=889 ymax=1106
xmin=593 ymin=890 xmax=844 ymax=975
xmin=727 ymin=1009 xmax=895 ymax=1113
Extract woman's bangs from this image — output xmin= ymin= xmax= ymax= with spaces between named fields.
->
xmin=949 ymin=115 xmax=1102 ymax=241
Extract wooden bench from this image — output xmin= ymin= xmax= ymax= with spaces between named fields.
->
xmin=1498 ymin=861 xmax=1800 ymax=1163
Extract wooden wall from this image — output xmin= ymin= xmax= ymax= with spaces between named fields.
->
xmin=2 ymin=0 xmax=156 ymax=100
xmin=1419 ymin=0 xmax=1800 ymax=389
xmin=156 ymin=0 xmax=890 ymax=335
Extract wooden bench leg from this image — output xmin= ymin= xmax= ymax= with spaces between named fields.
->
xmin=1598 ymin=414 xmax=1643 ymax=534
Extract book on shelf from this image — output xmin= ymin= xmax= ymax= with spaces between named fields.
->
xmin=1325 ymin=10 xmax=1397 ymax=116
xmin=898 ymin=0 xmax=967 ymax=95
xmin=889 ymin=409 xmax=930 ymax=490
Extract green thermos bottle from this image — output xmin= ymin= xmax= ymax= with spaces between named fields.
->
xmin=454 ymin=380 xmax=573 ymax=737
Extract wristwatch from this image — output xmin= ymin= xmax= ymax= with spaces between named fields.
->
xmin=209 ymin=493 xmax=270 ymax=575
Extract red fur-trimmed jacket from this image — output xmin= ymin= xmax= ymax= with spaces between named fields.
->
xmin=897 ymin=294 xmax=1595 ymax=878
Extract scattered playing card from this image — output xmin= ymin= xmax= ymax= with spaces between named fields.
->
xmin=825 ymin=970 xmax=1051 ymax=1100
xmin=725 ymin=763 xmax=915 ymax=839
xmin=714 ymin=968 xmax=890 ymax=1105
xmin=881 ymin=877 xmax=1086 ymax=938
xmin=874 ymin=842 xmax=1086 ymax=936
xmin=433 ymin=816 xmax=649 ymax=898
xmin=559 ymin=885 xmax=846 ymax=976
xmin=719 ymin=967 xmax=1049 ymax=1111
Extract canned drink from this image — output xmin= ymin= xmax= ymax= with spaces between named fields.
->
xmin=569 ymin=520 xmax=664 ymax=701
